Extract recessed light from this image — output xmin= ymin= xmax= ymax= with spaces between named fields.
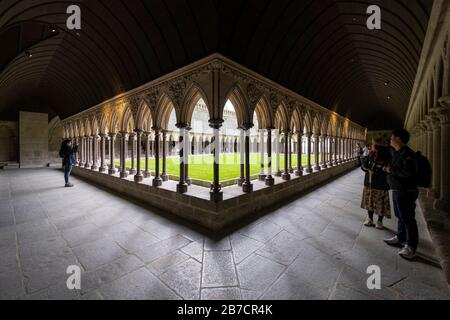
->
xmin=25 ymin=51 xmax=32 ymax=58
xmin=387 ymin=96 xmax=391 ymax=100
xmin=384 ymin=81 xmax=389 ymax=86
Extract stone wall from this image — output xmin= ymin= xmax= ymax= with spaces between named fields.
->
xmin=19 ymin=112 xmax=49 ymax=168
xmin=0 ymin=121 xmax=18 ymax=163
xmin=72 ymin=160 xmax=358 ymax=232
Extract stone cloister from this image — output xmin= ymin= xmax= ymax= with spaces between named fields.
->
xmin=60 ymin=55 xmax=365 ymax=228
xmin=405 ymin=6 xmax=450 ymax=213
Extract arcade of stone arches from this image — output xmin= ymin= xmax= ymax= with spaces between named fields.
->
xmin=61 ymin=56 xmax=366 ymax=201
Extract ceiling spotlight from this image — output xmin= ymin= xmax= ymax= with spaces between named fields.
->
xmin=25 ymin=51 xmax=32 ymax=58
xmin=387 ymin=96 xmax=392 ymax=100
xmin=384 ymin=81 xmax=389 ymax=86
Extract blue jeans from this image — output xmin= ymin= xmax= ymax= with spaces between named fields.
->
xmin=64 ymin=164 xmax=73 ymax=184
xmin=392 ymin=190 xmax=419 ymax=250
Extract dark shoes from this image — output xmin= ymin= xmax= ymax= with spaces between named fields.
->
xmin=65 ymin=183 xmax=74 ymax=188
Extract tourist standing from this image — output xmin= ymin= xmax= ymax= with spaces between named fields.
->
xmin=59 ymin=139 xmax=78 ymax=187
xmin=361 ymin=138 xmax=391 ymax=229
xmin=383 ymin=129 xmax=419 ymax=260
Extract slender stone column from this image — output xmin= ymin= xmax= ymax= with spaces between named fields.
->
xmin=429 ymin=111 xmax=441 ymax=199
xmin=143 ymin=132 xmax=151 ymax=178
xmin=185 ymin=127 xmax=192 ymax=186
xmin=342 ymin=138 xmax=348 ymax=162
xmin=74 ymin=137 xmax=79 ymax=166
xmin=129 ymin=133 xmax=136 ymax=175
xmin=108 ymin=133 xmax=117 ymax=175
xmin=265 ymin=128 xmax=275 ymax=186
xmin=295 ymin=131 xmax=303 ymax=176
xmin=327 ymin=136 xmax=332 ymax=166
xmin=84 ymin=136 xmax=89 ymax=167
xmin=243 ymin=126 xmax=253 ymax=193
xmin=331 ymin=137 xmax=337 ymax=165
xmin=304 ymin=132 xmax=312 ymax=173
xmin=282 ymin=130 xmax=291 ymax=181
xmin=210 ymin=120 xmax=223 ymax=201
xmin=321 ymin=135 xmax=328 ymax=169
xmin=79 ymin=137 xmax=84 ymax=166
xmin=258 ymin=129 xmax=266 ymax=181
xmin=134 ymin=129 xmax=143 ymax=182
xmin=275 ymin=129 xmax=282 ymax=177
xmin=152 ymin=129 xmax=162 ymax=187
xmin=313 ymin=134 xmax=320 ymax=171
xmin=424 ymin=119 xmax=434 ymax=161
xmin=91 ymin=135 xmax=98 ymax=170
xmin=336 ymin=137 xmax=342 ymax=164
xmin=99 ymin=134 xmax=106 ymax=172
xmin=161 ymin=130 xmax=168 ymax=182
xmin=238 ymin=129 xmax=245 ymax=186
xmin=176 ymin=125 xmax=188 ymax=194
xmin=119 ymin=132 xmax=128 ymax=178
xmin=434 ymin=98 xmax=450 ymax=211
xmin=288 ymin=132 xmax=294 ymax=173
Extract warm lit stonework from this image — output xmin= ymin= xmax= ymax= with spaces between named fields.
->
xmin=1 ymin=0 xmax=450 ymax=302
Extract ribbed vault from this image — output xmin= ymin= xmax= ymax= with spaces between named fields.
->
xmin=0 ymin=0 xmax=432 ymax=129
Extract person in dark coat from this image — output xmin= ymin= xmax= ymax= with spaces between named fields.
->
xmin=383 ymin=129 xmax=419 ymax=260
xmin=361 ymin=138 xmax=392 ymax=229
xmin=60 ymin=139 xmax=78 ymax=187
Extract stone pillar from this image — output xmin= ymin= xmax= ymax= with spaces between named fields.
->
xmin=144 ymin=132 xmax=151 ymax=178
xmin=185 ymin=127 xmax=191 ymax=186
xmin=305 ymin=132 xmax=312 ymax=173
xmin=321 ymin=135 xmax=327 ymax=169
xmin=108 ymin=133 xmax=116 ymax=175
xmin=134 ymin=129 xmax=143 ymax=182
xmin=79 ymin=137 xmax=85 ymax=167
xmin=99 ymin=134 xmax=106 ymax=172
xmin=434 ymin=98 xmax=450 ymax=211
xmin=210 ymin=121 xmax=223 ymax=201
xmin=429 ymin=111 xmax=441 ymax=199
xmin=313 ymin=134 xmax=320 ymax=171
xmin=74 ymin=137 xmax=79 ymax=165
xmin=288 ymin=132 xmax=294 ymax=173
xmin=282 ymin=130 xmax=291 ymax=181
xmin=327 ymin=136 xmax=333 ymax=166
xmin=243 ymin=126 xmax=253 ymax=193
xmin=177 ymin=125 xmax=188 ymax=194
xmin=295 ymin=131 xmax=303 ymax=176
xmin=152 ymin=129 xmax=162 ymax=187
xmin=91 ymin=135 xmax=98 ymax=170
xmin=337 ymin=137 xmax=342 ymax=164
xmin=275 ymin=129 xmax=282 ymax=177
xmin=265 ymin=128 xmax=275 ymax=186
xmin=161 ymin=130 xmax=168 ymax=182
xmin=238 ymin=128 xmax=245 ymax=186
xmin=129 ymin=133 xmax=136 ymax=175
xmin=84 ymin=136 xmax=90 ymax=168
xmin=119 ymin=132 xmax=128 ymax=178
xmin=258 ymin=129 xmax=266 ymax=181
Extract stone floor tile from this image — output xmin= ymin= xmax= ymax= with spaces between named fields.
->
xmin=202 ymin=251 xmax=238 ymax=288
xmin=98 ymin=267 xmax=181 ymax=300
xmin=72 ymin=237 xmax=126 ymax=270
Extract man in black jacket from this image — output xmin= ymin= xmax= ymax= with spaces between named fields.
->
xmin=383 ymin=129 xmax=419 ymax=260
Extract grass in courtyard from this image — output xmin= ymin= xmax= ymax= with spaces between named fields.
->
xmin=114 ymin=153 xmax=321 ymax=182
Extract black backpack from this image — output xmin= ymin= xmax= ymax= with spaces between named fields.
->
xmin=415 ymin=152 xmax=432 ymax=188
xmin=59 ymin=148 xmax=65 ymax=158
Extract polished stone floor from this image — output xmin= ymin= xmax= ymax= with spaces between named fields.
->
xmin=0 ymin=168 xmax=449 ymax=300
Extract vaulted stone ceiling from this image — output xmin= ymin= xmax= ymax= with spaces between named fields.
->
xmin=0 ymin=0 xmax=433 ymax=129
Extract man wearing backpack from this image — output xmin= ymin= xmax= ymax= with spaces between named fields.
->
xmin=383 ymin=129 xmax=419 ymax=260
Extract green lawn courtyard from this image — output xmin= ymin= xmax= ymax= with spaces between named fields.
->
xmin=114 ymin=154 xmax=321 ymax=182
